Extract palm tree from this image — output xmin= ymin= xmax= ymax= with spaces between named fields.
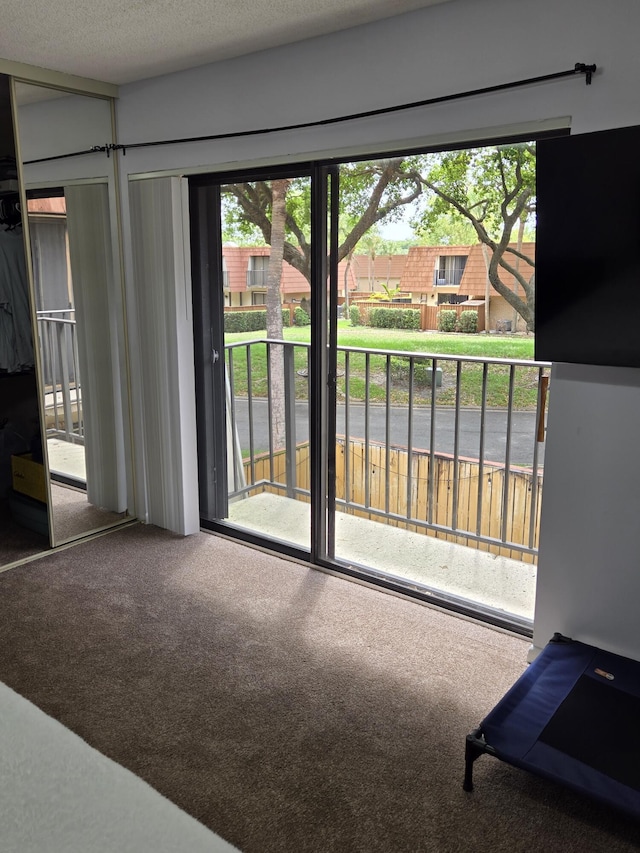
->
xmin=265 ymin=178 xmax=289 ymax=449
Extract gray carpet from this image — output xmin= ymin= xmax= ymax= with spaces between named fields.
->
xmin=0 ymin=523 xmax=637 ymax=852
xmin=50 ymin=482 xmax=129 ymax=542
xmin=0 ymin=483 xmax=128 ymax=567
xmin=0 ymin=498 xmax=49 ymax=566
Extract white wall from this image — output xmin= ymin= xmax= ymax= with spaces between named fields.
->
xmin=115 ymin=0 xmax=640 ymax=658
xmin=533 ymin=364 xmax=640 ymax=658
xmin=115 ymin=0 xmax=639 ymax=175
xmin=16 ymin=90 xmax=112 ymax=183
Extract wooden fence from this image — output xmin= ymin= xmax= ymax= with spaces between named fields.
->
xmin=243 ymin=438 xmax=541 ymax=563
xmin=350 ymin=300 xmax=485 ymax=333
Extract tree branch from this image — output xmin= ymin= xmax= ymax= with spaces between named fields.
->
xmin=337 ymin=160 xmax=423 ymax=261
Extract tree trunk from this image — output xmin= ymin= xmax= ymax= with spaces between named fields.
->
xmin=266 ymin=179 xmax=289 ymax=450
xmin=344 ymin=248 xmax=354 ymax=312
xmin=514 ymin=215 xmax=525 ymax=330
xmin=481 ymin=243 xmax=491 ymax=332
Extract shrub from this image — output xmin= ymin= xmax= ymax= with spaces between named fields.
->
xmin=456 ymin=310 xmax=478 ymax=334
xmin=349 ymin=305 xmax=361 ymax=326
xmin=223 ymin=308 xmax=290 ymax=333
xmin=369 ymin=307 xmax=420 ymax=330
xmin=390 ymin=357 xmax=435 ymax=385
xmin=403 ymin=310 xmax=421 ymax=330
xmin=437 ymin=309 xmax=457 ymax=332
xmin=224 ymin=310 xmax=266 ymax=333
xmin=293 ymin=307 xmax=311 ymax=326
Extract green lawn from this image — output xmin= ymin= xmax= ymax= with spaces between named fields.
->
xmin=226 ymin=320 xmax=535 ymax=357
xmin=224 ymin=322 xmax=542 ymax=409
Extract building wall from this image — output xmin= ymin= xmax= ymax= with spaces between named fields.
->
xmin=115 ymin=0 xmax=640 ymax=659
xmin=489 ymin=295 xmax=529 ymax=334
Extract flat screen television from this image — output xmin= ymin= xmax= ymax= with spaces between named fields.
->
xmin=535 ymin=124 xmax=640 ymax=367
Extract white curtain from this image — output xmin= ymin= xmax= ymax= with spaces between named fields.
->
xmin=65 ymin=183 xmax=127 ymax=512
xmin=128 ymin=177 xmax=199 ymax=535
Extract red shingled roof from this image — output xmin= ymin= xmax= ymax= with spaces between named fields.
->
xmin=400 ymin=242 xmax=535 ymax=297
xmin=400 ymin=246 xmax=472 ymax=292
xmin=459 ymin=242 xmax=535 ymax=298
xmin=222 ymin=245 xmax=357 ymax=293
xmin=350 ymin=254 xmax=408 ymax=284
xmin=221 ymin=243 xmax=536 ymax=298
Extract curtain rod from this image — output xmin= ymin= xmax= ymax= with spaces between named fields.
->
xmin=24 ymin=62 xmax=597 ymax=165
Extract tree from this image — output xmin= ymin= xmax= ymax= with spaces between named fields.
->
xmin=414 ymin=215 xmax=477 ymax=246
xmin=222 ymin=159 xmax=423 ymax=285
xmin=265 ymin=179 xmax=289 ymax=341
xmin=413 ymin=145 xmax=536 ymax=330
xmin=265 ymin=178 xmax=289 ymax=449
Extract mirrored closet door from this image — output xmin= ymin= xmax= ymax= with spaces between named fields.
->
xmin=0 ymin=73 xmax=47 ymax=566
xmin=9 ymin=79 xmax=135 ymax=551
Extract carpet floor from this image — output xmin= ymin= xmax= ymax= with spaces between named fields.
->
xmin=0 ymin=523 xmax=638 ymax=852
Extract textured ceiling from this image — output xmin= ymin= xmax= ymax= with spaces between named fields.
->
xmin=0 ymin=0 xmax=451 ymax=85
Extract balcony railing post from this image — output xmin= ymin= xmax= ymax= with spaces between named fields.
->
xmin=55 ymin=322 xmax=73 ymax=442
xmin=284 ymin=343 xmax=297 ymax=499
xmin=70 ymin=319 xmax=83 ymax=438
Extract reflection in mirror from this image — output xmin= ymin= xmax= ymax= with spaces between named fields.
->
xmin=14 ymin=81 xmax=134 ymax=546
xmin=0 ymin=74 xmax=49 ymax=567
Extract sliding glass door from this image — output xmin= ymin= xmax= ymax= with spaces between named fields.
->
xmin=190 ymin=140 xmax=544 ymax=634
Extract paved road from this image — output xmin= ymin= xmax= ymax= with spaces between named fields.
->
xmin=230 ymin=399 xmax=545 ymax=468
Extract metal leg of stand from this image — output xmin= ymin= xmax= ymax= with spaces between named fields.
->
xmin=463 ymin=729 xmax=488 ymax=792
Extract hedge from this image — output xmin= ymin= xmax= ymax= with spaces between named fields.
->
xmin=456 ymin=310 xmax=478 ymax=333
xmin=349 ymin=305 xmax=362 ymax=326
xmin=293 ymin=307 xmax=311 ymax=326
xmin=437 ymin=309 xmax=457 ymax=332
xmin=369 ymin=307 xmax=420 ymax=330
xmin=224 ymin=309 xmax=290 ymax=333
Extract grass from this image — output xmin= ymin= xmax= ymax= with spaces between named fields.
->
xmin=224 ymin=322 xmax=542 ymax=410
xmin=334 ymin=321 xmax=535 ymax=360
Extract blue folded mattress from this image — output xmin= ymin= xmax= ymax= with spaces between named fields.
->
xmin=464 ymin=633 xmax=640 ymax=819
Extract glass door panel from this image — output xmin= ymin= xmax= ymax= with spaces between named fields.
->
xmin=192 ymin=171 xmax=313 ymax=553
xmin=328 ymin=151 xmax=541 ymax=628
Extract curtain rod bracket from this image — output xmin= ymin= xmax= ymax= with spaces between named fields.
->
xmin=575 ymin=63 xmax=597 ymax=84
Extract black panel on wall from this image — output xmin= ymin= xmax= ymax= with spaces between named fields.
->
xmin=536 ymin=124 xmax=640 ymax=368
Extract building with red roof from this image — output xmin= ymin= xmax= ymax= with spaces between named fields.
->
xmin=223 ymin=242 xmax=535 ymax=331
xmin=222 ymin=245 xmax=358 ymax=306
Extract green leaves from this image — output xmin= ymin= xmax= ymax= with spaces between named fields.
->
xmin=415 ymin=145 xmax=536 ymax=245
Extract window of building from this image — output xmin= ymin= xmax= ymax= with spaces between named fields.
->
xmin=438 ymin=293 xmax=469 ymax=305
xmin=222 ymin=256 xmax=229 ymax=289
xmin=247 ymin=255 xmax=268 ymax=288
xmin=435 ymin=255 xmax=467 ymax=286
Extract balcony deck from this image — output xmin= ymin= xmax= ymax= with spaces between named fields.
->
xmin=227 ymin=491 xmax=536 ymax=622
xmin=46 ymin=439 xmax=535 ymax=621
xmin=47 ymin=438 xmax=86 ymax=481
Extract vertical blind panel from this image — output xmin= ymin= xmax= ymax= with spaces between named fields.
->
xmin=128 ymin=177 xmax=199 ymax=535
xmin=65 ymin=183 xmax=127 ymax=513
